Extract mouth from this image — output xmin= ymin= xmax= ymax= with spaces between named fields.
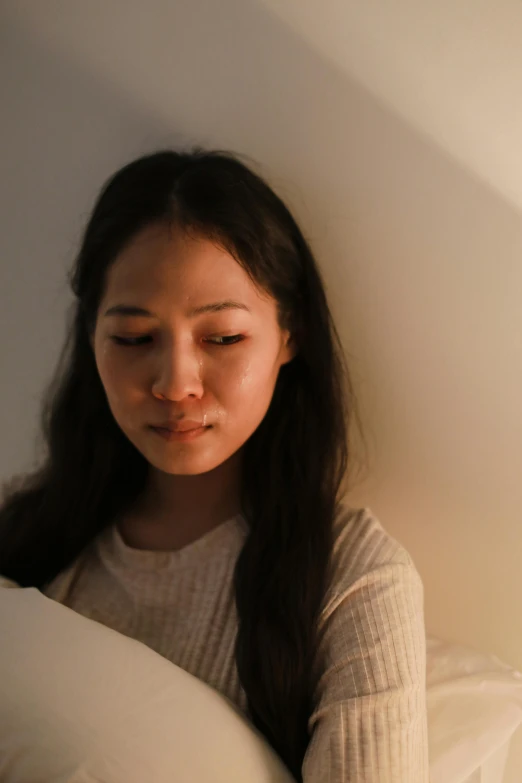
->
xmin=149 ymin=425 xmax=212 ymax=442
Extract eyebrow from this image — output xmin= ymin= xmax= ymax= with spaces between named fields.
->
xmin=103 ymin=300 xmax=251 ymax=319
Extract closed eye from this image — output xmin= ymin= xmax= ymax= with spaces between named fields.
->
xmin=110 ymin=335 xmax=245 ymax=347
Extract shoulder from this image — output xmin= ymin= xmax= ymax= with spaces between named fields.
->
xmin=331 ymin=502 xmax=417 ymax=570
xmin=321 ymin=501 xmax=424 ymax=619
xmin=42 ymin=550 xmax=92 ymax=604
xmin=0 ymin=576 xmax=20 ymax=589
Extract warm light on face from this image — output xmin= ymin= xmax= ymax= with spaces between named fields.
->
xmin=92 ymin=224 xmax=295 ymax=477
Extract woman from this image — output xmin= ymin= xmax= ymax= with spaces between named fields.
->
xmin=0 ymin=149 xmax=429 ymax=781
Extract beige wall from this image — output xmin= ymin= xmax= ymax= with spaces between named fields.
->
xmin=2 ymin=1 xmax=521 ymax=778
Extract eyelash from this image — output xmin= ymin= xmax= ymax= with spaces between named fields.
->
xmin=110 ymin=335 xmax=245 ymax=348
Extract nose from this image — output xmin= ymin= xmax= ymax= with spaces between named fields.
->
xmin=151 ymin=347 xmax=204 ymax=402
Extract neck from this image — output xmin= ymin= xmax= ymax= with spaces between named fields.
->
xmin=119 ymin=451 xmax=243 ymax=551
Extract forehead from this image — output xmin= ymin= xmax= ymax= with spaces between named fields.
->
xmin=101 ymin=223 xmax=268 ymax=309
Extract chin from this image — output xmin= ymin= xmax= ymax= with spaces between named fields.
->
xmin=143 ymin=449 xmax=225 ymax=476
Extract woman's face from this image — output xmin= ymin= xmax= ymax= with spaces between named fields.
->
xmin=91 ymin=222 xmax=296 ymax=476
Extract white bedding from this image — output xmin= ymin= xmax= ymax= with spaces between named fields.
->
xmin=1 ymin=581 xmax=521 ymax=783
xmin=0 ymin=584 xmax=293 ymax=782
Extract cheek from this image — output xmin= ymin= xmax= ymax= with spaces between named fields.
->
xmin=221 ymin=353 xmax=280 ymax=416
xmin=96 ymin=353 xmax=142 ymax=421
xmin=97 ymin=342 xmax=142 ymax=389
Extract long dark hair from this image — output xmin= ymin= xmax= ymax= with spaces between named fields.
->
xmin=0 ymin=149 xmax=364 ymax=781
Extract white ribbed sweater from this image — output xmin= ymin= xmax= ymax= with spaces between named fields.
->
xmin=43 ymin=504 xmax=429 ymax=782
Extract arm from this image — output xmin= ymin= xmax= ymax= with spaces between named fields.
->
xmin=302 ymin=557 xmax=429 ymax=782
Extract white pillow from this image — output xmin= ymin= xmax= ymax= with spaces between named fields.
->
xmin=3 ymin=582 xmax=521 ymax=783
xmin=0 ymin=584 xmax=294 ymax=783
xmin=426 ymin=634 xmax=522 ymax=783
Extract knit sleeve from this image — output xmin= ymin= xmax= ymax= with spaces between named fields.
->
xmin=302 ymin=511 xmax=429 ymax=782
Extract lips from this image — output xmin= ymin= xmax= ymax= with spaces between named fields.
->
xmin=151 ymin=420 xmax=207 ymax=433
